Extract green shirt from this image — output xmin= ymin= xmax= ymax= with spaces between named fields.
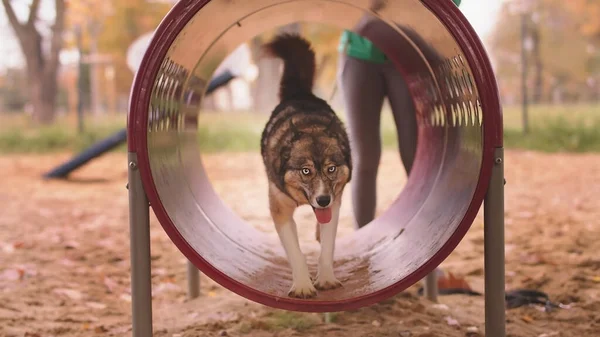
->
xmin=339 ymin=0 xmax=461 ymax=63
xmin=338 ymin=30 xmax=388 ymax=63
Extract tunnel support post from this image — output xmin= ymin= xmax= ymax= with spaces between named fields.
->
xmin=424 ymin=271 xmax=438 ymax=302
xmin=128 ymin=152 xmax=154 ymax=337
xmin=484 ymin=147 xmax=506 ymax=337
xmin=187 ymin=261 xmax=200 ymax=299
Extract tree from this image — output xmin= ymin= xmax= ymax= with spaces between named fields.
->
xmin=2 ymin=0 xmax=66 ymax=124
xmin=96 ymin=0 xmax=171 ymax=102
xmin=0 ymin=67 xmax=29 ymax=112
xmin=489 ymin=0 xmax=594 ymax=104
xmin=563 ymin=0 xmax=600 ymax=42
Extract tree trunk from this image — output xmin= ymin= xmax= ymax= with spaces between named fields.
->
xmin=2 ymin=0 xmax=65 ymax=125
xmin=29 ymin=73 xmax=59 ymax=124
xmin=530 ymin=21 xmax=543 ymax=104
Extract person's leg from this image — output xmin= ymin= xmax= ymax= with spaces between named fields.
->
xmin=337 ymin=54 xmax=386 ymax=229
xmin=382 ymin=61 xmax=418 ymax=175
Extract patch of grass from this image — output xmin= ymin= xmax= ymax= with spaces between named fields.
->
xmin=197 ymin=124 xmax=262 ymax=153
xmin=267 ymin=311 xmax=317 ymax=332
xmin=504 ymin=116 xmax=600 ymax=153
xmin=1 ymin=104 xmax=599 ymax=154
xmin=502 ymin=103 xmax=599 ymax=130
xmin=0 ymin=113 xmax=126 ymax=154
xmin=0 ymin=123 xmax=126 ymax=154
xmin=324 ymin=312 xmax=340 ymax=323
xmin=235 ymin=311 xmax=318 ymax=334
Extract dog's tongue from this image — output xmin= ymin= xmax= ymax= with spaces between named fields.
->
xmin=314 ymin=208 xmax=332 ymax=224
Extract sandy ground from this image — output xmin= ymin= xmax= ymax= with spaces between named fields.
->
xmin=0 ymin=149 xmax=599 ymax=337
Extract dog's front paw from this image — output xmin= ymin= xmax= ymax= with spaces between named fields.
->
xmin=288 ymin=281 xmax=318 ymax=299
xmin=313 ymin=273 xmax=343 ymax=291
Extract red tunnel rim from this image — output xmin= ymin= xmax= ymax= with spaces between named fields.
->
xmin=127 ymin=0 xmax=503 ymax=312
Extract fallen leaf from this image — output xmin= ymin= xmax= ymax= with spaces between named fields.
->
xmin=208 ymin=291 xmax=217 ymax=297
xmin=53 ymin=288 xmax=83 ymax=301
xmin=59 ymin=258 xmax=76 ymax=267
xmin=24 ymin=333 xmax=41 ymax=337
xmin=467 ymin=326 xmax=479 ymax=332
xmin=152 ymin=268 xmax=167 ymax=276
xmin=85 ymin=302 xmax=107 ymax=310
xmin=431 ymin=303 xmax=449 ymax=311
xmin=2 ymin=244 xmax=15 ymax=254
xmin=94 ymin=325 xmax=108 ymax=333
xmin=152 ymin=282 xmax=182 ymax=296
xmin=64 ymin=240 xmax=80 ymax=249
xmin=515 ymin=211 xmax=534 ymax=219
xmin=372 ymin=320 xmax=381 ymax=327
xmin=0 ymin=268 xmax=23 ymax=281
xmin=538 ymin=332 xmax=559 ymax=337
xmin=103 ymin=277 xmax=119 ymax=293
xmin=444 ymin=316 xmax=460 ymax=327
xmin=521 ymin=315 xmax=534 ymax=323
xmin=591 ymin=276 xmax=600 ymax=283
xmin=120 ymin=293 xmax=132 ymax=302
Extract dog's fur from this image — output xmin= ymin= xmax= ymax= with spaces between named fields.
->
xmin=260 ymin=34 xmax=352 ymax=298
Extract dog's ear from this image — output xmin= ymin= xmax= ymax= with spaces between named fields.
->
xmin=289 ymin=119 xmax=305 ymax=141
xmin=274 ymin=146 xmax=292 ymax=189
xmin=277 ymin=146 xmax=291 ymax=175
xmin=325 ymin=117 xmax=338 ymax=137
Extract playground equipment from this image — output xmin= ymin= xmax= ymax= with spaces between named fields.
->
xmin=127 ymin=0 xmax=505 ymax=336
xmin=42 ymin=70 xmax=235 ymax=179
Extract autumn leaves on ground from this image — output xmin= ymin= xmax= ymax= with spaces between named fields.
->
xmin=0 ymin=148 xmax=599 ymax=337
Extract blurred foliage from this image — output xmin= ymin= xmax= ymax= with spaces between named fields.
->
xmin=63 ymin=0 xmax=172 ymax=98
xmin=563 ymin=0 xmax=600 ymax=42
xmin=301 ymin=23 xmax=345 ymax=91
xmin=489 ymin=0 xmax=600 ymax=104
xmin=96 ymin=1 xmax=171 ymax=96
xmin=0 ymin=68 xmax=28 ymax=112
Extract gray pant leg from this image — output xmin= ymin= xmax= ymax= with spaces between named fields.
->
xmin=338 ymin=54 xmax=386 ymax=229
xmin=382 ymin=61 xmax=418 ymax=175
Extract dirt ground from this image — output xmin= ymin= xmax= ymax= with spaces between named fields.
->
xmin=0 ymin=149 xmax=599 ymax=337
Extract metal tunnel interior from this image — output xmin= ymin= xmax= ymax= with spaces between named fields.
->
xmin=128 ymin=0 xmax=502 ymax=312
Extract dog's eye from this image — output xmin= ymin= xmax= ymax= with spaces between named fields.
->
xmin=328 ymin=166 xmax=337 ymax=173
xmin=301 ymin=168 xmax=311 ymax=175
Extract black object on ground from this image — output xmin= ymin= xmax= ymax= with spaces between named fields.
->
xmin=43 ymin=70 xmax=235 ymax=179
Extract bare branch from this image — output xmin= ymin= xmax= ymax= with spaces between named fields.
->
xmin=45 ymin=0 xmax=66 ymax=77
xmin=27 ymin=0 xmax=41 ymax=27
xmin=1 ymin=0 xmax=23 ymax=31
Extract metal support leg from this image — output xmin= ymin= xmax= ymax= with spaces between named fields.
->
xmin=128 ymin=153 xmax=153 ymax=337
xmin=484 ymin=147 xmax=506 ymax=337
xmin=424 ymin=270 xmax=438 ymax=302
xmin=187 ymin=261 xmax=200 ymax=299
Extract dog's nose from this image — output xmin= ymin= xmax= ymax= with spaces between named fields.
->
xmin=316 ymin=195 xmax=331 ymax=207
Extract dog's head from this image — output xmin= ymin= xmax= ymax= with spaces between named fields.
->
xmin=280 ymin=125 xmax=351 ymax=211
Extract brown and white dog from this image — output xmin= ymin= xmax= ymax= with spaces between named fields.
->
xmin=260 ymin=34 xmax=352 ymax=298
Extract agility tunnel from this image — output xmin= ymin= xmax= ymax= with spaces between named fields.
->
xmin=127 ymin=0 xmax=504 ymax=335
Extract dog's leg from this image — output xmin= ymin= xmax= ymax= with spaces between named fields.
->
xmin=276 ymin=218 xmax=317 ymax=298
xmin=314 ymin=199 xmax=342 ymax=290
xmin=315 ymin=223 xmax=320 ymax=243
xmin=269 ymin=185 xmax=317 ymax=298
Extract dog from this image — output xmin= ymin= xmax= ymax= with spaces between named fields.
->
xmin=260 ymin=34 xmax=352 ymax=299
